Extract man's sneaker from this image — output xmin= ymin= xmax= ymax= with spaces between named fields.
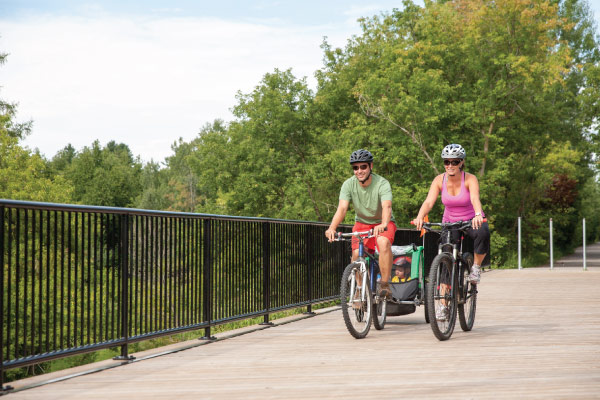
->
xmin=436 ymin=305 xmax=448 ymax=321
xmin=468 ymin=264 xmax=481 ymax=284
xmin=377 ymin=282 xmax=392 ymax=300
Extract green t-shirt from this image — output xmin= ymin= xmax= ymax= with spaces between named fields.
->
xmin=339 ymin=173 xmax=395 ymax=224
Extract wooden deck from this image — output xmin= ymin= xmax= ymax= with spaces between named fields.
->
xmin=6 ymin=262 xmax=600 ymax=398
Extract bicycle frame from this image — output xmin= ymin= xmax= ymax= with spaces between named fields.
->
xmin=431 ymin=222 xmax=472 ymax=305
xmin=354 ymin=233 xmax=377 ymax=303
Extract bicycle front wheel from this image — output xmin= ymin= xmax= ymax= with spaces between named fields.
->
xmin=458 ymin=253 xmax=477 ymax=331
xmin=340 ymin=262 xmax=372 ymax=339
xmin=426 ymin=253 xmax=457 ymax=341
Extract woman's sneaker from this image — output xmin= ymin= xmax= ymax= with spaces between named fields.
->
xmin=468 ymin=265 xmax=481 ymax=284
xmin=436 ymin=305 xmax=448 ymax=321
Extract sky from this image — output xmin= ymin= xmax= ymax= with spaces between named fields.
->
xmin=1 ymin=1 xmax=600 ymax=164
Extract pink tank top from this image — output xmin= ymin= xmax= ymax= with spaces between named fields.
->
xmin=441 ymin=172 xmax=479 ymax=222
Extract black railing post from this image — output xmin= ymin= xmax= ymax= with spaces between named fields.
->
xmin=304 ymin=225 xmax=315 ymax=315
xmin=201 ymin=219 xmax=215 ymax=340
xmin=0 ymin=206 xmax=12 ymax=392
xmin=114 ymin=214 xmax=134 ymax=361
xmin=260 ymin=222 xmax=273 ymax=325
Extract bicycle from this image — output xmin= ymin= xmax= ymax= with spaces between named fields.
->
xmin=334 ymin=230 xmax=426 ymax=339
xmin=421 ymin=220 xmax=478 ymax=341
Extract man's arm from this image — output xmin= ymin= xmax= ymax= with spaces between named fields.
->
xmin=325 ymin=199 xmax=350 ymax=241
xmin=374 ymin=200 xmax=392 ymax=236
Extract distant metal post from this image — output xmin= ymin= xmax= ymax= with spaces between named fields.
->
xmin=518 ymin=217 xmax=522 ymax=270
xmin=549 ymin=218 xmax=553 ymax=270
xmin=583 ymin=218 xmax=587 ymax=271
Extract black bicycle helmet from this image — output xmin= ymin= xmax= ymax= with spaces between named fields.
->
xmin=441 ymin=144 xmax=466 ymax=159
xmin=349 ymin=149 xmax=374 ymax=164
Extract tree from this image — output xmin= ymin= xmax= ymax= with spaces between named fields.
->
xmin=0 ymin=50 xmax=72 ymax=202
xmin=61 ymin=140 xmax=142 ymax=207
xmin=187 ymin=71 xmax=325 ymax=220
xmin=314 ymin=0 xmax=599 ymax=262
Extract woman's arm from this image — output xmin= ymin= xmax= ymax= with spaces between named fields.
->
xmin=413 ymin=174 xmax=442 ymax=230
xmin=466 ymin=173 xmax=484 ymax=228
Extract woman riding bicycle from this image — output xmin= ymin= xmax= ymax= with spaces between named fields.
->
xmin=412 ymin=144 xmax=490 ymax=285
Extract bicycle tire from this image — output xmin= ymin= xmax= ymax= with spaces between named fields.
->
xmin=423 ymin=282 xmax=430 ymax=323
xmin=372 ymin=295 xmax=387 ymax=330
xmin=458 ymin=252 xmax=477 ymax=331
xmin=421 ymin=257 xmax=430 ymax=324
xmin=426 ymin=253 xmax=457 ymax=341
xmin=340 ymin=262 xmax=372 ymax=338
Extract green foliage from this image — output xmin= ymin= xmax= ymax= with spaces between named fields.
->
xmin=50 ymin=140 xmax=143 ymax=207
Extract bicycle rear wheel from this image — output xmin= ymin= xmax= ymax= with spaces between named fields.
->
xmin=458 ymin=253 xmax=477 ymax=331
xmin=426 ymin=253 xmax=457 ymax=341
xmin=372 ymin=293 xmax=387 ymax=330
xmin=340 ymin=262 xmax=372 ymax=338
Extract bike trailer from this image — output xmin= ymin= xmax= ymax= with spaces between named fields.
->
xmin=376 ymin=244 xmax=424 ymax=316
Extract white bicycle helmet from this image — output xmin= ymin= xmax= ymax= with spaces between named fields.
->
xmin=441 ymin=144 xmax=466 ymax=159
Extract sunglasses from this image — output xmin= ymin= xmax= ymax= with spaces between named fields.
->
xmin=352 ymin=164 xmax=369 ymax=171
xmin=443 ymin=160 xmax=462 ymax=166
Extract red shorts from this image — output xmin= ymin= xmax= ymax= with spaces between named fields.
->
xmin=351 ymin=221 xmax=397 ymax=252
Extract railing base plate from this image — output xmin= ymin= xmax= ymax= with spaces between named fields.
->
xmin=113 ymin=355 xmax=136 ymax=362
xmin=1 ymin=385 xmax=14 ymax=394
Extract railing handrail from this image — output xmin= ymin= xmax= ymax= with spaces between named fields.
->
xmin=0 ymin=199 xmax=333 ymax=225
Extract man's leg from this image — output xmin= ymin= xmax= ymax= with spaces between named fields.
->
xmin=376 ymin=235 xmax=393 ymax=300
xmin=376 ymin=236 xmax=392 ymax=282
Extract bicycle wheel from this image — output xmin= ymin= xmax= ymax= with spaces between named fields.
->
xmin=458 ymin=252 xmax=477 ymax=331
xmin=421 ymin=257 xmax=430 ymax=324
xmin=372 ymin=289 xmax=387 ymax=330
xmin=340 ymin=262 xmax=372 ymax=338
xmin=426 ymin=253 xmax=457 ymax=341
xmin=423 ymin=281 xmax=430 ymax=323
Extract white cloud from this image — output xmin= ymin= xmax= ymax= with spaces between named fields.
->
xmin=0 ymin=14 xmax=354 ymax=163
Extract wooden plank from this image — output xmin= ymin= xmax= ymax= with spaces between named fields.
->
xmin=7 ymin=267 xmax=600 ymax=399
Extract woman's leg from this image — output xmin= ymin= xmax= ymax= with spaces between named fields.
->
xmin=468 ymin=222 xmax=490 ymax=284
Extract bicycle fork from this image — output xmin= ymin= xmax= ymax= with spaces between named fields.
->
xmin=349 ymin=262 xmax=368 ymax=306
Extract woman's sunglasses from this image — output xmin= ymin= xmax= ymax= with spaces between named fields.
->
xmin=352 ymin=164 xmax=369 ymax=171
xmin=443 ymin=160 xmax=462 ymax=166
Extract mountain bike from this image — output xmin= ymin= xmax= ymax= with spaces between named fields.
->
xmin=421 ymin=220 xmax=478 ymax=341
xmin=334 ymin=230 xmax=426 ymax=339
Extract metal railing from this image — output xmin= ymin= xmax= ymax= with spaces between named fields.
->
xmin=0 ymin=199 xmax=437 ymax=387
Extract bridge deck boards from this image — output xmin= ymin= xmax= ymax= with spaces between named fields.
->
xmin=8 ymin=267 xmax=600 ymax=399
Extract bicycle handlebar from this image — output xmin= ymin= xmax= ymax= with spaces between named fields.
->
xmin=333 ymin=227 xmax=387 ymax=241
xmin=417 ymin=220 xmax=474 ymax=232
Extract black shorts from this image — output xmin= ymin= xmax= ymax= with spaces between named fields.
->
xmin=450 ymin=222 xmax=490 ymax=255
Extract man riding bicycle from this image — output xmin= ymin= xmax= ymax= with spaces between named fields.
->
xmin=325 ymin=149 xmax=397 ymax=300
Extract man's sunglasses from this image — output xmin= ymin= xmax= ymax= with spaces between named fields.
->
xmin=443 ymin=160 xmax=462 ymax=166
xmin=352 ymin=164 xmax=369 ymax=171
